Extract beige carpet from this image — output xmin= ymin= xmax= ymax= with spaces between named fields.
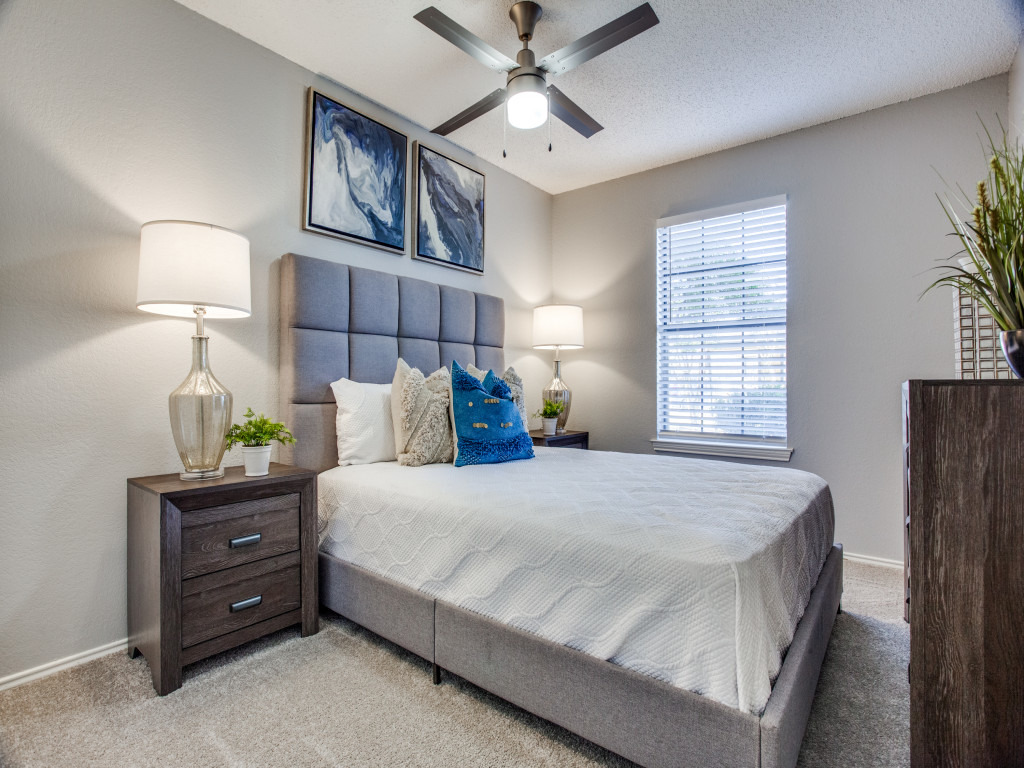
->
xmin=0 ymin=559 xmax=908 ymax=767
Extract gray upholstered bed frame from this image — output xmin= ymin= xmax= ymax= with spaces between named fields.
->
xmin=279 ymin=252 xmax=843 ymax=768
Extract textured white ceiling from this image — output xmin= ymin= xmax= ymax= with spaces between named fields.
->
xmin=175 ymin=0 xmax=1023 ymax=194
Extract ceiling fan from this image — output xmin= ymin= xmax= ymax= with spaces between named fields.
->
xmin=414 ymin=2 xmax=660 ymax=139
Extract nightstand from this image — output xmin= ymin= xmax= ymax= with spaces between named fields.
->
xmin=529 ymin=429 xmax=589 ymax=449
xmin=127 ymin=463 xmax=318 ymax=695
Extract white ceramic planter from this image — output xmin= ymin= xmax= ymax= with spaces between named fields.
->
xmin=241 ymin=445 xmax=272 ymax=476
xmin=542 ymin=417 xmax=557 ymax=436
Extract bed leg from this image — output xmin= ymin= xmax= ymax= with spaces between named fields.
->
xmin=432 ymin=663 xmax=442 ymax=685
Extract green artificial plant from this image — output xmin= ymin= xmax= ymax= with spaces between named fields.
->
xmin=533 ymin=399 xmax=565 ymax=420
xmin=226 ymin=408 xmax=296 ymax=449
xmin=925 ymin=121 xmax=1024 ymax=331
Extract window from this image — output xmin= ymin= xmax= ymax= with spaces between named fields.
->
xmin=652 ymin=196 xmax=791 ymax=461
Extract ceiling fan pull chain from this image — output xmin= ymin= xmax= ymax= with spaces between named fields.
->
xmin=503 ymin=101 xmax=508 ymax=158
xmin=548 ymin=91 xmax=552 ymax=152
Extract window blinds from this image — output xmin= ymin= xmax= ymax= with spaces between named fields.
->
xmin=656 ymin=198 xmax=787 ymax=443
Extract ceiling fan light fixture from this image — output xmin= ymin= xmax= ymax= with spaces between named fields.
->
xmin=506 ymin=74 xmax=548 ymax=130
xmin=416 ymin=2 xmax=658 ymax=139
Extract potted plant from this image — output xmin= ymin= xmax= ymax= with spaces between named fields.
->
xmin=534 ymin=399 xmax=565 ymax=436
xmin=926 ymin=122 xmax=1024 ymax=377
xmin=226 ymin=408 xmax=296 ymax=477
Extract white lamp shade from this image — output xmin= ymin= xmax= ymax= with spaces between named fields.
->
xmin=137 ymin=220 xmax=251 ymax=318
xmin=533 ymin=304 xmax=584 ymax=349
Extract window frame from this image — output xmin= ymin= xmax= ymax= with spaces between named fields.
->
xmin=651 ymin=194 xmax=793 ymax=462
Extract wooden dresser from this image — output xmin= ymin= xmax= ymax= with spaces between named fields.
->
xmin=127 ymin=463 xmax=318 ymax=694
xmin=903 ymin=380 xmax=1024 ymax=766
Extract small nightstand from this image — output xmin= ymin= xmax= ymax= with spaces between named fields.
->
xmin=529 ymin=429 xmax=589 ymax=449
xmin=127 ymin=463 xmax=318 ymax=695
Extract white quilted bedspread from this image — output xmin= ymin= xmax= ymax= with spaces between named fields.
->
xmin=318 ymin=447 xmax=834 ymax=714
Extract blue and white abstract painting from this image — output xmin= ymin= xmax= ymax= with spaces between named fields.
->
xmin=306 ymin=90 xmax=406 ymax=252
xmin=415 ymin=145 xmax=485 ymax=274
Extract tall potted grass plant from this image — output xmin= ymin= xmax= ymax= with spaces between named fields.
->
xmin=926 ymin=122 xmax=1024 ymax=377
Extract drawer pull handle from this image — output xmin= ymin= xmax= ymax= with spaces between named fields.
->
xmin=230 ymin=595 xmax=262 ymax=613
xmin=229 ymin=533 xmax=262 ymax=549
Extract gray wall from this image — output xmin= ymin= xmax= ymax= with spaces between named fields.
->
xmin=551 ymin=77 xmax=1008 ymax=563
xmin=0 ymin=0 xmax=552 ymax=680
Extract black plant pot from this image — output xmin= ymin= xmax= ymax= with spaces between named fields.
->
xmin=1000 ymin=330 xmax=1024 ymax=379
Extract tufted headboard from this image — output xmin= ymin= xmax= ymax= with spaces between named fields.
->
xmin=279 ymin=253 xmax=505 ymax=473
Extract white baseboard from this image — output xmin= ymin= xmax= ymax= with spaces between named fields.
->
xmin=0 ymin=638 xmax=128 ymax=692
xmin=843 ymin=551 xmax=903 ymax=569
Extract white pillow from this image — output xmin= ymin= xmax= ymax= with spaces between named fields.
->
xmin=329 ymin=378 xmax=395 ymax=466
xmin=391 ymin=359 xmax=453 ymax=466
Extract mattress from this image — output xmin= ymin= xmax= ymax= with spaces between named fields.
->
xmin=318 ymin=447 xmax=834 ymax=714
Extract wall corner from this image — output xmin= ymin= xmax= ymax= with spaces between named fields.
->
xmin=1009 ymin=38 xmax=1024 ymax=142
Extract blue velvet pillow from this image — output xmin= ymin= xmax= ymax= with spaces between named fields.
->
xmin=450 ymin=360 xmax=534 ymax=467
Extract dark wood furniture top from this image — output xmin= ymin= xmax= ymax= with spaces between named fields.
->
xmin=127 ymin=463 xmax=318 ymax=695
xmin=529 ymin=429 xmax=589 ymax=449
xmin=903 ymin=380 xmax=1024 ymax=766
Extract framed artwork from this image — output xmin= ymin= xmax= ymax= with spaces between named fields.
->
xmin=304 ymin=88 xmax=407 ymax=253
xmin=414 ymin=143 xmax=485 ymax=274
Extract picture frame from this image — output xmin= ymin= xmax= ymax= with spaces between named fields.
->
xmin=413 ymin=142 xmax=485 ymax=275
xmin=303 ymin=88 xmax=407 ymax=254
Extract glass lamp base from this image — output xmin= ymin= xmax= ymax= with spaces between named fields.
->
xmin=543 ymin=359 xmax=572 ymax=433
xmin=179 ymin=467 xmax=226 ymax=481
xmin=169 ymin=335 xmax=232 ymax=483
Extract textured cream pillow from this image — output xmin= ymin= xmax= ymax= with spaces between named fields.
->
xmin=391 ymin=359 xmax=454 ymax=466
xmin=329 ymin=378 xmax=395 ymax=466
xmin=466 ymin=363 xmax=527 ymax=425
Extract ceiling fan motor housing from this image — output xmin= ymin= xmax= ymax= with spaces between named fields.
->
xmin=507 ymin=47 xmax=546 ymax=94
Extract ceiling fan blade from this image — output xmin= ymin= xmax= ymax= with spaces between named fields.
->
xmin=414 ymin=7 xmax=518 ymax=73
xmin=548 ymin=85 xmax=603 ymax=138
xmin=538 ymin=2 xmax=659 ymax=75
xmin=431 ymin=88 xmax=508 ymax=136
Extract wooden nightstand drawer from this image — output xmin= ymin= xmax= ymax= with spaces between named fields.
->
xmin=181 ymin=494 xmax=300 ymax=579
xmin=181 ymin=552 xmax=301 ymax=648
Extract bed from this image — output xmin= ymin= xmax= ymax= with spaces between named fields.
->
xmin=279 ymin=252 xmax=843 ymax=768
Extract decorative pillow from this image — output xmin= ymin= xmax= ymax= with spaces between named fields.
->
xmin=465 ymin=363 xmax=527 ymax=425
xmin=391 ymin=359 xmax=454 ymax=466
xmin=329 ymin=378 xmax=395 ymax=466
xmin=450 ymin=360 xmax=534 ymax=467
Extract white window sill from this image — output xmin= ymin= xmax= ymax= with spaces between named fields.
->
xmin=651 ymin=438 xmax=793 ymax=462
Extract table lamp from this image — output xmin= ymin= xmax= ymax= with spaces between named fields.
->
xmin=136 ymin=221 xmax=251 ymax=480
xmin=532 ymin=304 xmax=584 ymax=433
